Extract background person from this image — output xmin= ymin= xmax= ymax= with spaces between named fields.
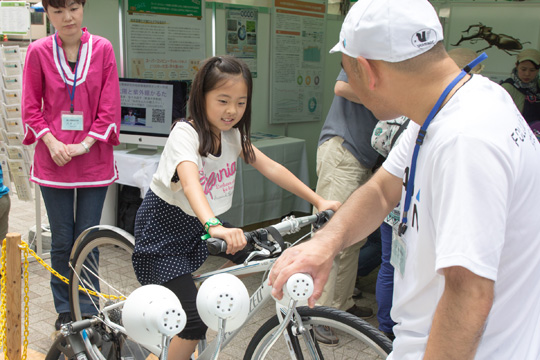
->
xmin=500 ymin=48 xmax=540 ymax=124
xmin=132 ymin=55 xmax=339 ymax=360
xmin=311 ymin=69 xmax=379 ymax=344
xmin=269 ymin=0 xmax=540 ymax=359
xmin=22 ymin=0 xmax=121 ymax=330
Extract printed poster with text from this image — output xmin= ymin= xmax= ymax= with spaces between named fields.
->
xmin=225 ymin=6 xmax=258 ymax=78
xmin=270 ymin=0 xmax=326 ymax=124
xmin=125 ymin=1 xmax=205 ymax=80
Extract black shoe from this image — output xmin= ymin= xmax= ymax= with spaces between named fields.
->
xmin=313 ymin=325 xmax=339 ymax=346
xmin=346 ymin=304 xmax=374 ymax=319
xmin=55 ymin=312 xmax=72 ymax=331
xmin=382 ymin=331 xmax=395 ymax=341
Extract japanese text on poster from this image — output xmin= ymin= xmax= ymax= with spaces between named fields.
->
xmin=225 ymin=7 xmax=258 ymax=77
xmin=271 ymin=0 xmax=326 ymax=124
xmin=127 ymin=0 xmax=201 ymax=17
xmin=120 ymin=82 xmax=173 ymax=136
xmin=0 ymin=2 xmax=29 ymax=35
xmin=125 ymin=12 xmax=205 ymax=80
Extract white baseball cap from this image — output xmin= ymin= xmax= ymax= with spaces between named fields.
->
xmin=330 ymin=0 xmax=444 ymax=62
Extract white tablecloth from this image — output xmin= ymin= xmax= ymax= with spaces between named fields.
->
xmin=111 ymin=136 xmax=311 ymax=227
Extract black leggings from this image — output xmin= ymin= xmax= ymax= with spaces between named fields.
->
xmin=162 ymin=274 xmax=207 ymax=340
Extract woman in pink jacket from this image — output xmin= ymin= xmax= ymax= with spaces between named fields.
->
xmin=21 ymin=0 xmax=121 ymax=330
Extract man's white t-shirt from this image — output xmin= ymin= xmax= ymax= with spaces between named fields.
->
xmin=384 ymin=75 xmax=540 ymax=359
xmin=150 ymin=122 xmax=242 ymax=217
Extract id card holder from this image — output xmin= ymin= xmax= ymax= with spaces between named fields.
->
xmin=390 ymin=225 xmax=407 ymax=278
xmin=61 ymin=111 xmax=84 ymax=131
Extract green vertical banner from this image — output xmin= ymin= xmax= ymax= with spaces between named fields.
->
xmin=127 ymin=0 xmax=202 ymax=17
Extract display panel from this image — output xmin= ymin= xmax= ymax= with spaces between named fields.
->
xmin=119 ymin=78 xmax=189 ymax=151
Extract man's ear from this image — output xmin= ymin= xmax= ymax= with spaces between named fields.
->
xmin=355 ymin=56 xmax=378 ymax=90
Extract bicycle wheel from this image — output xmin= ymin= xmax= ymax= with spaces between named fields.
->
xmin=69 ymin=229 xmax=138 ymax=321
xmin=244 ymin=306 xmax=392 ymax=360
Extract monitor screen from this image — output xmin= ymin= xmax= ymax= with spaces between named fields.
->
xmin=118 ymin=78 xmax=189 ymax=147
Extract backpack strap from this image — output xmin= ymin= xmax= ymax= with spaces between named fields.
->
xmin=390 ymin=118 xmax=411 ymax=149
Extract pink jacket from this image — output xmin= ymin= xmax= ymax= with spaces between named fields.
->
xmin=22 ymin=28 xmax=121 ymax=188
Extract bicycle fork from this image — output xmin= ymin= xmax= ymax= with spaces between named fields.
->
xmin=275 ymin=302 xmax=322 ymax=360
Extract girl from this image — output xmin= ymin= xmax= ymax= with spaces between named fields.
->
xmin=500 ymin=48 xmax=540 ymax=124
xmin=132 ymin=56 xmax=339 ymax=359
xmin=21 ymin=0 xmax=121 ymax=330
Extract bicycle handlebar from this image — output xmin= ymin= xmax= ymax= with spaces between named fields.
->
xmin=205 ymin=210 xmax=334 ymax=256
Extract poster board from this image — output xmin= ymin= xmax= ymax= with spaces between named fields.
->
xmin=0 ymin=1 xmax=30 ymax=35
xmin=225 ymin=6 xmax=259 ymax=78
xmin=270 ymin=0 xmax=326 ymax=124
xmin=123 ymin=0 xmax=205 ymax=80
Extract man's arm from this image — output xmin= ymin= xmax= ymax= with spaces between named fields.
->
xmin=334 ymin=80 xmax=363 ymax=104
xmin=269 ymin=167 xmax=402 ymax=306
xmin=424 ymin=266 xmax=494 ymax=360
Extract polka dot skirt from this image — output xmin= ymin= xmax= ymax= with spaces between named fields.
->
xmin=132 ymin=189 xmax=209 ymax=285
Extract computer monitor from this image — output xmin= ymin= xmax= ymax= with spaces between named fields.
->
xmin=118 ymin=78 xmax=189 ymax=154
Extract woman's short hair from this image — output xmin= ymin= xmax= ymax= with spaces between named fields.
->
xmin=42 ymin=0 xmax=86 ymax=12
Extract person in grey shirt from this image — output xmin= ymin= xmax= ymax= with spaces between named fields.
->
xmin=312 ymin=69 xmax=380 ymax=344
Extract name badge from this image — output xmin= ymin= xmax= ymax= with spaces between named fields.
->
xmin=390 ymin=225 xmax=407 ymax=278
xmin=61 ymin=111 xmax=84 ymax=131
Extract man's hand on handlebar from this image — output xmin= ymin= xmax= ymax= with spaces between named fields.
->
xmin=208 ymin=226 xmax=246 ymax=255
xmin=268 ymin=232 xmax=337 ymax=308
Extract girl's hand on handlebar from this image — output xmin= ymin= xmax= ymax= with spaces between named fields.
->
xmin=208 ymin=226 xmax=246 ymax=255
xmin=316 ymin=199 xmax=341 ymax=213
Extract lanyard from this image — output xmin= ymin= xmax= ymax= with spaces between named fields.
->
xmin=55 ymin=32 xmax=82 ymax=113
xmin=398 ymin=52 xmax=488 ymax=236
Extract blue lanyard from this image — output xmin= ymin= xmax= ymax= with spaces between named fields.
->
xmin=55 ymin=32 xmax=82 ymax=113
xmin=398 ymin=52 xmax=488 ymax=236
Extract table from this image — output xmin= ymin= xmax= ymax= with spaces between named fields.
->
xmin=104 ymin=136 xmax=311 ymax=227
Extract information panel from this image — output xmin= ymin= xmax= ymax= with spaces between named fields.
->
xmin=124 ymin=11 xmax=205 ymax=80
xmin=270 ymin=0 xmax=326 ymax=124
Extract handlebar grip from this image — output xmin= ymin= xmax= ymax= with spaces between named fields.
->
xmin=206 ymin=237 xmax=228 ymax=255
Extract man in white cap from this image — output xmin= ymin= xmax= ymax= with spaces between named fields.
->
xmin=269 ymin=0 xmax=540 ymax=359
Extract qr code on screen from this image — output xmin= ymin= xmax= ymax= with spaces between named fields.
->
xmin=152 ymin=109 xmax=165 ymax=123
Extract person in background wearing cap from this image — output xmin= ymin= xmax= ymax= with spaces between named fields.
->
xmin=500 ymin=48 xmax=540 ymax=124
xmin=269 ymin=0 xmax=540 ymax=359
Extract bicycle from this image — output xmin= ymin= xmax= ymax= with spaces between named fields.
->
xmin=48 ymin=210 xmax=392 ymax=359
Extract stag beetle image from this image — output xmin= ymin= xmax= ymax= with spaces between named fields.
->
xmin=452 ymin=23 xmax=530 ymax=55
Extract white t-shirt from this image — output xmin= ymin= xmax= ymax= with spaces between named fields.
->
xmin=384 ymin=75 xmax=540 ymax=360
xmin=150 ymin=122 xmax=242 ymax=217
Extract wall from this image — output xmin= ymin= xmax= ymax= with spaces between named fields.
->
xmin=83 ymin=0 xmax=540 ymax=188
xmin=83 ymin=0 xmax=343 ymax=188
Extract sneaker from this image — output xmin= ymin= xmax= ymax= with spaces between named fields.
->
xmin=346 ymin=304 xmax=374 ymax=319
xmin=55 ymin=312 xmax=72 ymax=331
xmin=313 ymin=325 xmax=339 ymax=346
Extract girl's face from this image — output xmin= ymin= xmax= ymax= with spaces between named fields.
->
xmin=46 ymin=1 xmax=84 ymax=41
xmin=205 ymin=75 xmax=248 ymax=137
xmin=517 ymin=60 xmax=539 ymax=84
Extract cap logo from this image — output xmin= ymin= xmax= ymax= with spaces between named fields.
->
xmin=411 ymin=28 xmax=438 ymax=49
xmin=343 ymin=39 xmax=347 ymax=48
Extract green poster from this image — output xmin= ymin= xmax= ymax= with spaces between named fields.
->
xmin=127 ymin=0 xmax=202 ymax=17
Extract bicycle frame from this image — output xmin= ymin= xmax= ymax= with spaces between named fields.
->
xmin=192 ymin=258 xmax=278 ymax=360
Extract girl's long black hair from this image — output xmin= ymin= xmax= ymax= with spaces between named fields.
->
xmin=188 ymin=55 xmax=256 ymax=164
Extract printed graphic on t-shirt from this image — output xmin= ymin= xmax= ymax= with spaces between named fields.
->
xmin=199 ymin=161 xmax=237 ymax=200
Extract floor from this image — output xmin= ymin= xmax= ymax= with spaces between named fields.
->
xmin=4 ymin=189 xmax=381 ymax=359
